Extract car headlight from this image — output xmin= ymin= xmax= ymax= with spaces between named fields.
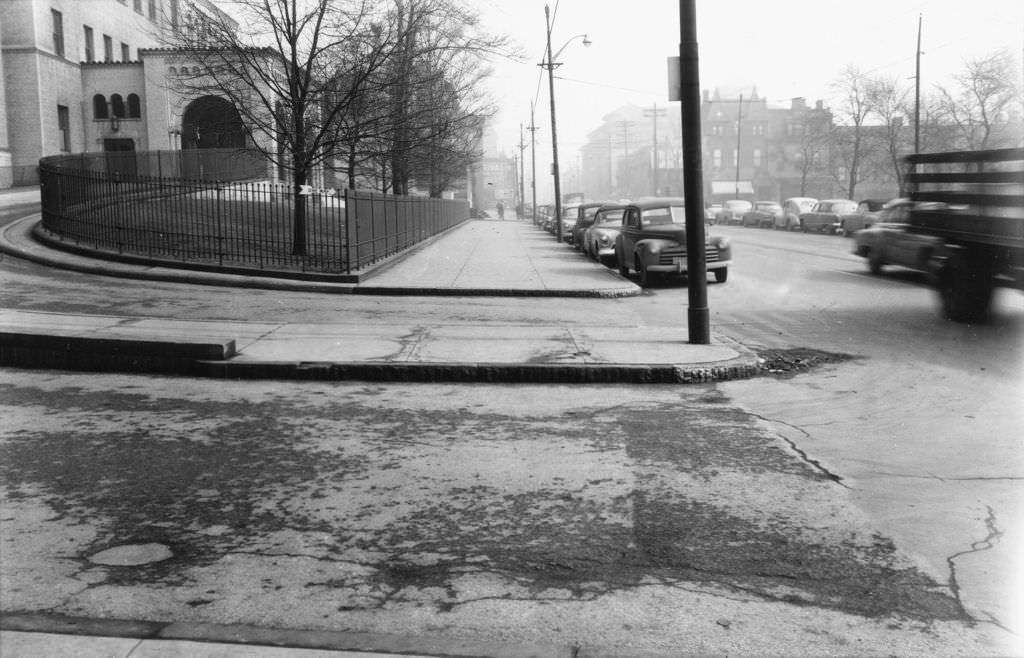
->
xmin=714 ymin=237 xmax=730 ymax=249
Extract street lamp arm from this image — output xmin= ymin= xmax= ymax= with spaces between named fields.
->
xmin=550 ymin=34 xmax=590 ymax=63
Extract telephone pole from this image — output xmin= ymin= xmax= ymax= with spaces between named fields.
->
xmin=528 ymin=103 xmax=539 ymax=225
xmin=643 ymin=104 xmax=667 ymax=195
xmin=518 ymin=123 xmax=527 ymax=219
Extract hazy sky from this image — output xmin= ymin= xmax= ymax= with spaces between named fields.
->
xmin=469 ymin=0 xmax=1023 ymax=163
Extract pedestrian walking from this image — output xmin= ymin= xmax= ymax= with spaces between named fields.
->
xmin=496 ymin=200 xmax=505 ymax=220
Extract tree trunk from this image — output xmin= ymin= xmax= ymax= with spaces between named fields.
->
xmin=292 ymin=169 xmax=307 ymax=256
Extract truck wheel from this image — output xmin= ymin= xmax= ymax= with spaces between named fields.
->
xmin=714 ymin=268 xmax=729 ymax=283
xmin=938 ymin=255 xmax=993 ymax=323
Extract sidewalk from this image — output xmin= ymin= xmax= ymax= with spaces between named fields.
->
xmin=1 ymin=199 xmax=759 ymax=657
xmin=0 ymin=212 xmax=761 ymax=384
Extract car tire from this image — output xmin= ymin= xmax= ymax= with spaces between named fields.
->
xmin=867 ymin=249 xmax=883 ymax=274
xmin=637 ymin=257 xmax=650 ymax=287
xmin=714 ymin=268 xmax=728 ymax=283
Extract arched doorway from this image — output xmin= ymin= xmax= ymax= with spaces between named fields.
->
xmin=182 ymin=95 xmax=246 ymax=149
xmin=181 ymin=95 xmax=248 ymax=180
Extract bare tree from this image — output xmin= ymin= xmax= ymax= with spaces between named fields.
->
xmin=165 ymin=0 xmax=403 ymax=254
xmin=384 ymin=0 xmax=507 ymax=196
xmin=865 ymin=75 xmax=911 ymax=194
xmin=936 ymin=49 xmax=1021 ymax=150
xmin=829 ymin=65 xmax=875 ymax=199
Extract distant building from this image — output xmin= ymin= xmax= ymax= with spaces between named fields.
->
xmin=0 ymin=0 xmax=262 ymax=189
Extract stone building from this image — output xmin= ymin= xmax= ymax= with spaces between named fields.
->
xmin=0 ymin=0 xmax=256 ymax=188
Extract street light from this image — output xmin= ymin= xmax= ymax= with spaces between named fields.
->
xmin=541 ymin=4 xmax=590 ymax=242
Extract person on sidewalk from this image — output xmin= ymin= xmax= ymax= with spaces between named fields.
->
xmin=496 ymin=200 xmax=505 ymax=220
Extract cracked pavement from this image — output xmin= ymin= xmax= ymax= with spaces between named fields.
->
xmin=1 ymin=370 xmax=1017 ymax=656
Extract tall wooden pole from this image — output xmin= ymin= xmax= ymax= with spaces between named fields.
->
xmin=914 ymin=13 xmax=922 ymax=154
xmin=679 ymin=0 xmax=709 ymax=344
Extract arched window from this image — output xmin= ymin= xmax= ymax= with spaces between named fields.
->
xmin=179 ymin=66 xmax=189 ymax=75
xmin=168 ymin=66 xmax=177 ymax=75
xmin=110 ymin=94 xmax=125 ymax=118
xmin=93 ymin=94 xmax=108 ymax=119
xmin=127 ymin=93 xmax=141 ymax=118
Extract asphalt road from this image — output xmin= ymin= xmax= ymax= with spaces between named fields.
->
xmin=1 ymin=212 xmax=1022 ymax=656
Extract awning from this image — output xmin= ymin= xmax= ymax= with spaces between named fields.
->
xmin=711 ymin=181 xmax=754 ymax=195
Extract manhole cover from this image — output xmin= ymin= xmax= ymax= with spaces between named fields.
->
xmin=88 ymin=543 xmax=173 ymax=566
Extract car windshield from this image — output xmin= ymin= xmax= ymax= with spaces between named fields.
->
xmin=757 ymin=203 xmax=780 ymax=210
xmin=595 ymin=212 xmax=623 ymax=226
xmin=642 ymin=205 xmax=685 ymax=225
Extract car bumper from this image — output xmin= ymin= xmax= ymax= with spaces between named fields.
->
xmin=647 ymin=259 xmax=732 ymax=274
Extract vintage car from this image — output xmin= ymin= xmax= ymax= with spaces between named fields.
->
xmin=715 ymin=199 xmax=753 ymax=225
xmin=704 ymin=203 xmax=723 ymax=223
xmin=852 ymin=199 xmax=944 ymax=274
xmin=838 ymin=198 xmax=890 ymax=236
xmin=800 ymin=199 xmax=858 ymax=233
xmin=776 ymin=197 xmax=817 ymax=230
xmin=557 ymin=203 xmax=582 ymax=241
xmin=614 ymin=198 xmax=732 ymax=286
xmin=582 ymin=204 xmax=627 ymax=265
xmin=570 ymin=202 xmax=609 ymax=249
xmin=741 ymin=201 xmax=784 ymax=227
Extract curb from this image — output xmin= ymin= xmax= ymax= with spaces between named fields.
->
xmin=1 ymin=612 xmax=574 ymax=658
xmin=3 ymin=216 xmax=639 ymax=299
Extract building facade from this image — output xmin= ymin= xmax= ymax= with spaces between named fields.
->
xmin=0 ymin=0 xmax=251 ymax=188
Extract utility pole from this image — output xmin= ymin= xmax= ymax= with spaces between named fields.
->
xmin=679 ymin=0 xmax=710 ymax=344
xmin=518 ymin=123 xmax=527 ymax=219
xmin=528 ymin=103 xmax=539 ymax=225
xmin=914 ymin=13 xmax=922 ymax=154
xmin=643 ymin=104 xmax=666 ymax=195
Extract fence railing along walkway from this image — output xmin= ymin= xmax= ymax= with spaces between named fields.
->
xmin=38 ymin=150 xmax=471 ymax=277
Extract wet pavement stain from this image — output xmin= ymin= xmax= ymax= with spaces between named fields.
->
xmin=0 ymin=379 xmax=967 ymax=622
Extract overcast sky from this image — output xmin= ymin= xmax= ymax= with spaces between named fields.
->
xmin=469 ymin=0 xmax=1023 ymax=164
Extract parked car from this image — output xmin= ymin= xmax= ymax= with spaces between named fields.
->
xmin=837 ymin=198 xmax=890 ymax=236
xmin=800 ymin=199 xmax=858 ymax=233
xmin=614 ymin=198 xmax=732 ymax=286
xmin=582 ymin=204 xmax=627 ymax=265
xmin=715 ymin=199 xmax=753 ymax=225
xmin=557 ymin=204 xmax=582 ymax=241
xmin=704 ymin=203 xmax=723 ymax=223
xmin=852 ymin=199 xmax=943 ymax=274
xmin=741 ymin=201 xmax=784 ymax=228
xmin=776 ymin=197 xmax=817 ymax=230
xmin=571 ymin=202 xmax=609 ymax=249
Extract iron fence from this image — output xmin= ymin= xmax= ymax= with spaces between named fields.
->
xmin=38 ymin=150 xmax=471 ymax=275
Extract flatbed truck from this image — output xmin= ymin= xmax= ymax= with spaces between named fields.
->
xmin=905 ymin=147 xmax=1024 ymax=322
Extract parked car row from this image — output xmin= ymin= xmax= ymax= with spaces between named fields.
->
xmin=532 ymin=198 xmax=732 ymax=288
xmin=710 ymin=196 xmax=897 ymax=235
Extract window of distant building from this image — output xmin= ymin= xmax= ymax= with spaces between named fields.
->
xmin=93 ymin=94 xmax=108 ymax=119
xmin=733 ymin=149 xmax=739 ymax=166
xmin=134 ymin=0 xmax=143 ymax=13
xmin=752 ymin=124 xmax=764 ymax=136
xmin=712 ymin=149 xmax=722 ymax=168
xmin=110 ymin=94 xmax=125 ymax=118
xmin=58 ymin=105 xmax=70 ymax=152
xmin=103 ymin=35 xmax=113 ymax=62
xmin=148 ymin=0 xmax=157 ymax=19
xmin=710 ymin=125 xmax=723 ymax=136
xmin=121 ymin=42 xmax=130 ymax=61
xmin=127 ymin=94 xmax=141 ymax=118
xmin=51 ymin=9 xmax=65 ymax=57
xmin=753 ymin=149 xmax=762 ymax=167
xmin=83 ymin=26 xmax=94 ymax=62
